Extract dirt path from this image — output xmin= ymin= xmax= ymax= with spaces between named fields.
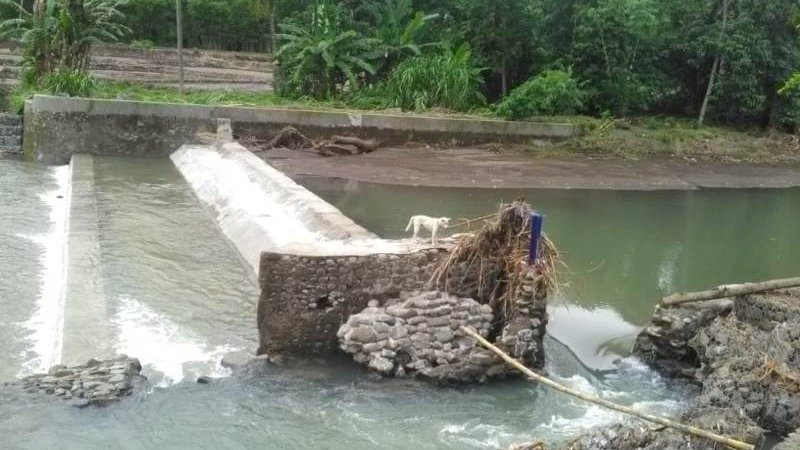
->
xmin=257 ymin=146 xmax=800 ymax=190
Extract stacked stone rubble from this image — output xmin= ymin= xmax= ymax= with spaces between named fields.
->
xmin=337 ymin=291 xmax=508 ymax=382
xmin=4 ymin=356 xmax=145 ymax=407
xmin=497 ymin=268 xmax=549 ymax=370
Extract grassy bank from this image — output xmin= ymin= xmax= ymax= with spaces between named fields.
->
xmin=522 ymin=117 xmax=800 ymax=164
xmin=8 ymin=82 xmax=799 ymax=164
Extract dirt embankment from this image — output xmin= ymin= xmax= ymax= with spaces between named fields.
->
xmin=255 ymin=144 xmax=800 ymax=190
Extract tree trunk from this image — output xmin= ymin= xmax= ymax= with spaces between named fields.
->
xmin=500 ymin=57 xmax=507 ymax=97
xmin=698 ymin=0 xmax=729 ymax=126
xmin=270 ymin=11 xmax=277 ymax=54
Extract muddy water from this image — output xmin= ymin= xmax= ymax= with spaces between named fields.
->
xmin=299 ymin=178 xmax=800 ymax=369
xmin=6 ymin=158 xmax=795 ymax=449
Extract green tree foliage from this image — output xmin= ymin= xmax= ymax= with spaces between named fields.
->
xmin=383 ymin=44 xmax=484 ymax=111
xmin=357 ymin=0 xmax=439 ymax=75
xmin=116 ymin=0 xmax=279 ymax=52
xmin=496 ymin=69 xmax=587 ymax=120
xmin=571 ymin=0 xmax=668 ymax=115
xmin=4 ymin=0 xmax=800 ymax=128
xmin=276 ymin=1 xmax=380 ymax=98
xmin=0 ymin=0 xmax=129 ymax=80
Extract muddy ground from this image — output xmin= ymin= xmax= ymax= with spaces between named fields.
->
xmin=257 ymin=145 xmax=800 ymax=190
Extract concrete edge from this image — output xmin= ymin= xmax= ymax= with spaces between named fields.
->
xmin=28 ymin=95 xmax=579 ymax=138
xmin=62 ymin=154 xmax=113 ymax=365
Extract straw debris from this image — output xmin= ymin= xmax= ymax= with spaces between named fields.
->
xmin=430 ymin=200 xmax=561 ymax=327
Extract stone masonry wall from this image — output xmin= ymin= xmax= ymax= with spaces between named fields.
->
xmin=0 ymin=113 xmax=22 ymax=155
xmin=257 ymin=248 xmax=549 ymax=373
xmin=257 ymin=249 xmax=449 ymax=355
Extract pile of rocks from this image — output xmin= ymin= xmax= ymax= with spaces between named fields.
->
xmin=545 ymin=288 xmax=800 ymax=450
xmin=337 ymin=291 xmax=508 ymax=382
xmin=7 ymin=356 xmax=145 ymax=407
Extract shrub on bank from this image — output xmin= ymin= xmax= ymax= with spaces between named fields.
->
xmin=496 ymin=69 xmax=587 ymax=120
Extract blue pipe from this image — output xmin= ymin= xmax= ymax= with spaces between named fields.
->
xmin=529 ymin=212 xmax=543 ymax=264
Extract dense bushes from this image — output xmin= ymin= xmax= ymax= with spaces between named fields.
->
xmin=272 ymin=0 xmax=800 ymax=125
xmin=3 ymin=0 xmax=800 ymax=127
xmin=496 ymin=69 xmax=586 ymax=120
xmin=119 ymin=0 xmax=274 ymax=52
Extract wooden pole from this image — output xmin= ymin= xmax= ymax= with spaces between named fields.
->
xmin=460 ymin=326 xmax=755 ymax=450
xmin=176 ymin=0 xmax=184 ymax=93
xmin=662 ymin=276 xmax=800 ymax=307
xmin=698 ymin=0 xmax=729 ymax=126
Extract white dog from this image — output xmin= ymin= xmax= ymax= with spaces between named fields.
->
xmin=405 ymin=215 xmax=451 ymax=245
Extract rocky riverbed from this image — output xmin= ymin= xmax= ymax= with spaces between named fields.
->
xmin=4 ymin=356 xmax=145 ymax=407
xmin=515 ymin=288 xmax=800 ymax=450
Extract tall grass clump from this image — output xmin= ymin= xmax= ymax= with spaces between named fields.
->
xmin=41 ymin=69 xmax=95 ymax=97
xmin=384 ymin=44 xmax=484 ymax=112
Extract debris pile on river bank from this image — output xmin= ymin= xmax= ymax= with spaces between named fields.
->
xmin=4 ymin=356 xmax=145 ymax=407
xmin=533 ymin=286 xmax=800 ymax=450
xmin=338 ymin=201 xmax=560 ymax=382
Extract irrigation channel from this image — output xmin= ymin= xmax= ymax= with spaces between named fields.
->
xmin=1 ymin=155 xmax=799 ymax=449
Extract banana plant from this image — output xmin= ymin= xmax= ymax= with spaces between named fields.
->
xmin=277 ymin=1 xmax=381 ymax=98
xmin=358 ymin=0 xmax=439 ymax=74
xmin=0 ymin=0 xmax=129 ymax=80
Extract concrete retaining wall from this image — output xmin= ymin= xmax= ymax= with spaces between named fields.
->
xmin=24 ymin=95 xmax=580 ymax=165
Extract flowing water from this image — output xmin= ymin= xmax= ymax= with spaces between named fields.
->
xmin=1 ymin=155 xmax=798 ymax=449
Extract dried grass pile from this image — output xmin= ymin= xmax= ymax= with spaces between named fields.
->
xmin=430 ymin=200 xmax=560 ymax=323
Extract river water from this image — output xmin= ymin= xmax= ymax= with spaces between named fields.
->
xmin=1 ymin=156 xmax=797 ymax=449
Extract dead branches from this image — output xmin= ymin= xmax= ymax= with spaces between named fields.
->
xmin=259 ymin=126 xmax=380 ymax=157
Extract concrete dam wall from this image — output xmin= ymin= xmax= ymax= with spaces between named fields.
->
xmin=24 ymin=95 xmax=580 ymax=165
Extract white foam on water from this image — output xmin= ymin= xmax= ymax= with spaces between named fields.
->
xmin=537 ymin=398 xmax=684 ymax=439
xmin=112 ymin=296 xmax=234 ymax=386
xmin=439 ymin=421 xmax=516 ymax=449
xmin=17 ymin=165 xmax=71 ymax=376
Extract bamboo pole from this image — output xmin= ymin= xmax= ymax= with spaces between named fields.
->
xmin=450 ymin=213 xmax=500 ymax=230
xmin=661 ymin=276 xmax=800 ymax=307
xmin=176 ymin=0 xmax=184 ymax=93
xmin=460 ymin=326 xmax=755 ymax=450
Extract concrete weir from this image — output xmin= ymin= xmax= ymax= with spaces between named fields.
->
xmin=61 ymin=154 xmax=113 ymax=366
xmin=170 ymin=142 xmax=414 ymax=279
